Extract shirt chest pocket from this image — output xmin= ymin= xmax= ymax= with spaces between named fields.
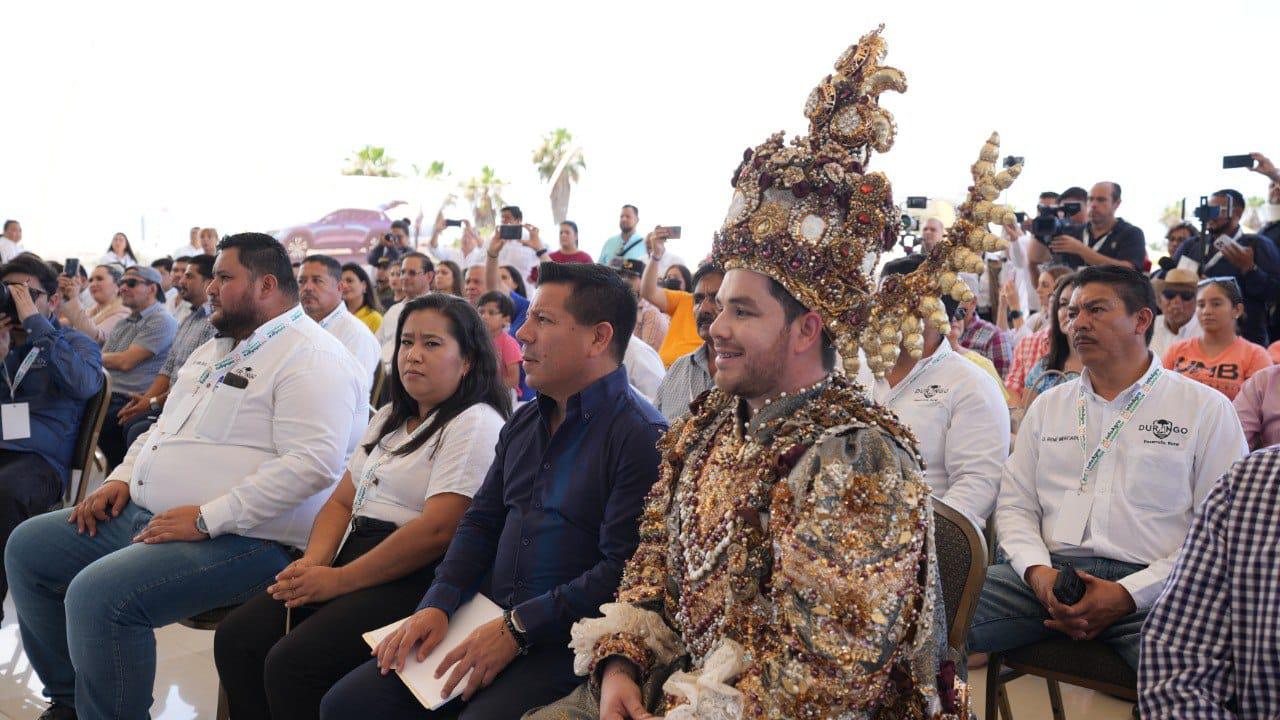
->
xmin=1120 ymin=445 xmax=1193 ymax=513
xmin=194 ymin=383 xmax=247 ymax=442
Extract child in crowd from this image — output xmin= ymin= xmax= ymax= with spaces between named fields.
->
xmin=478 ymin=290 xmax=522 ymax=393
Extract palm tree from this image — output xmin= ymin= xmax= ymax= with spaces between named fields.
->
xmin=460 ymin=166 xmax=506 ymax=231
xmin=532 ymin=128 xmax=585 ymax=224
xmin=412 ymin=160 xmax=449 ymax=179
xmin=342 ymin=145 xmax=399 ymax=177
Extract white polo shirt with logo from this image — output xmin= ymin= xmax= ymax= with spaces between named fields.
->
xmin=998 ymin=353 xmax=1248 ymax=609
xmin=872 ymin=340 xmax=1010 ymax=529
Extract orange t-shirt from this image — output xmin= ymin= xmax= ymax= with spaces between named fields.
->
xmin=1162 ymin=336 xmax=1274 ymax=400
xmin=657 ymin=289 xmax=703 ymax=368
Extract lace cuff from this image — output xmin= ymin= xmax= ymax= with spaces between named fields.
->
xmin=661 ymin=639 xmax=746 ymax=719
xmin=569 ymin=602 xmax=683 ymax=679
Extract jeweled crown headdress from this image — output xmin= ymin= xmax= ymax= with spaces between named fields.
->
xmin=713 ymin=24 xmax=1023 ymax=378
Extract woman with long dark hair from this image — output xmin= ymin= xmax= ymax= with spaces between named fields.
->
xmin=98 ymin=232 xmax=139 ymax=268
xmin=434 ymin=259 xmax=464 ymax=297
xmin=1163 ymin=277 xmax=1272 ymax=399
xmin=339 ymin=262 xmax=383 ymax=334
xmin=662 ymin=263 xmax=694 ymax=292
xmin=1022 ymin=273 xmax=1082 ymax=404
xmin=214 ymin=294 xmax=511 ymax=720
xmin=499 ymin=264 xmax=529 ymax=299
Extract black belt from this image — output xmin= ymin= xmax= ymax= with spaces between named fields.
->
xmin=351 ymin=516 xmax=397 ymax=533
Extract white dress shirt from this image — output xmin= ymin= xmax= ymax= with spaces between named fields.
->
xmin=347 ymin=404 xmax=504 ymax=526
xmin=0 ymin=239 xmax=24 ymax=263
xmin=171 ymin=243 xmax=203 ymax=259
xmin=318 ymin=302 xmax=380 ymax=398
xmin=872 ymin=340 xmax=1009 ymax=528
xmin=624 ymin=336 xmax=665 ymax=403
xmin=497 ymin=239 xmax=540 ymax=283
xmin=168 ymin=294 xmax=192 ymax=324
xmin=998 ymin=354 xmax=1248 ymax=609
xmin=379 ymin=299 xmax=408 ymax=366
xmin=107 ymin=306 xmax=368 ymax=548
xmin=1149 ymin=314 xmax=1202 ymax=362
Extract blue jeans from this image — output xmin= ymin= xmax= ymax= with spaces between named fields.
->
xmin=966 ymin=554 xmax=1148 ymax=669
xmin=5 ymin=503 xmax=293 ymax=720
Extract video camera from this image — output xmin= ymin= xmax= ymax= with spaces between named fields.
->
xmin=1031 ymin=202 xmax=1084 ymax=244
xmin=897 ymin=196 xmax=929 ymax=251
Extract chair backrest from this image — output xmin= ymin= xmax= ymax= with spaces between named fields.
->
xmin=65 ymin=368 xmax=112 ymax=504
xmin=370 ymin=363 xmax=386 ymax=416
xmin=931 ymin=496 xmax=988 ymax=653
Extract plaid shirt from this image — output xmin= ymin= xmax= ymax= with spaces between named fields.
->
xmin=1139 ymin=447 xmax=1280 ymax=718
xmin=1005 ymin=328 xmax=1051 ymax=399
xmin=958 ymin=315 xmax=1012 ymax=378
xmin=160 ymin=303 xmax=216 ymax=377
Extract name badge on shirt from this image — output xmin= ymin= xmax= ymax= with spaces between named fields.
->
xmin=1051 ymin=489 xmax=1094 ymax=546
xmin=1 ymin=403 xmax=30 ymax=440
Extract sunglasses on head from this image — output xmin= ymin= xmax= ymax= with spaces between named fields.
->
xmin=1197 ymin=276 xmax=1241 ymax=293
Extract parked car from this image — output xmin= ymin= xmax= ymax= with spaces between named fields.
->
xmin=270 ymin=207 xmax=397 ymax=264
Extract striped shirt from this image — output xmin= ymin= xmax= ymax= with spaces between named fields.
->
xmin=654 ymin=345 xmax=714 ymax=421
xmin=1139 ymin=448 xmax=1280 ymax=717
xmin=160 ymin=303 xmax=215 ymax=377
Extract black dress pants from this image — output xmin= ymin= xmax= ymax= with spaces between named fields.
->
xmin=319 ymin=642 xmax=580 ymax=720
xmin=0 ymin=450 xmax=62 ymax=602
xmin=214 ymin=519 xmax=439 ymax=720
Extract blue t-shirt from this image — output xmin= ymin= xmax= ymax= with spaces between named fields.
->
xmin=598 ymin=233 xmax=648 ymax=265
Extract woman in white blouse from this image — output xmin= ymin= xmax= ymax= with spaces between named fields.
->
xmin=96 ymin=232 xmax=139 ymax=268
xmin=214 ymin=294 xmax=512 ymax=720
xmin=57 ymin=263 xmax=130 ymax=344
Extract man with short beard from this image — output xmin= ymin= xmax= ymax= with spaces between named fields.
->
xmin=653 ymin=263 xmax=723 ymax=420
xmin=6 ymin=233 xmax=367 ymax=720
xmin=1149 ymin=268 xmax=1202 ymax=359
xmin=597 ymin=204 xmax=646 ymax=266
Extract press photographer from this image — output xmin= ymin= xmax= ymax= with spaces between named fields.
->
xmin=0 ymin=254 xmax=103 ymax=606
xmin=1030 ymin=183 xmax=1146 ymax=270
xmin=1170 ymin=188 xmax=1280 ymax=346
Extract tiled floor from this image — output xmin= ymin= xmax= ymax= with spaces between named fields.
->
xmin=0 ymin=587 xmax=1134 ymax=720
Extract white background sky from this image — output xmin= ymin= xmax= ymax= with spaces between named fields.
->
xmin=3 ymin=0 xmax=1276 ymax=265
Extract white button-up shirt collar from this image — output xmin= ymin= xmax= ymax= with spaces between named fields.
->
xmin=317 ymin=301 xmax=380 ymax=396
xmin=1149 ymin=313 xmax=1201 ymax=362
xmin=999 ymin=353 xmax=1248 ymax=609
xmin=107 ymin=305 xmax=368 ymax=548
xmin=872 ymin=339 xmax=1009 ymax=528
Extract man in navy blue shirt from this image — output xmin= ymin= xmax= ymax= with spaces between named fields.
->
xmin=0 ymin=254 xmax=102 ymax=604
xmin=321 ymin=262 xmax=667 ymax=719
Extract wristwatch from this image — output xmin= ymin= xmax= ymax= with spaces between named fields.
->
xmin=504 ymin=608 xmax=530 ymax=655
xmin=1006 ymin=309 xmax=1023 ymax=322
xmin=148 ymin=397 xmax=161 ymax=413
xmin=195 ymin=511 xmax=209 ymax=536
xmin=535 ymin=247 xmax=548 ymax=257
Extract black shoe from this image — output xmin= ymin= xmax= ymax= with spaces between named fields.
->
xmin=37 ymin=704 xmax=76 ymax=720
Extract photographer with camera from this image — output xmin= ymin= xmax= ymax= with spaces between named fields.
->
xmin=1170 ymin=188 xmax=1280 ymax=346
xmin=367 ymin=219 xmax=412 ymax=267
xmin=0 ymin=254 xmax=103 ymax=607
xmin=1030 ymin=183 xmax=1146 ymax=271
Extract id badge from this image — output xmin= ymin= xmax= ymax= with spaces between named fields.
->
xmin=1 ymin=403 xmax=31 ymax=440
xmin=1050 ymin=489 xmax=1094 ymax=546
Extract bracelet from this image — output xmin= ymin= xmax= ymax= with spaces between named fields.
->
xmin=1006 ymin=309 xmax=1023 ymax=322
xmin=503 ymin=609 xmax=529 ymax=655
xmin=602 ymin=658 xmax=640 ymax=683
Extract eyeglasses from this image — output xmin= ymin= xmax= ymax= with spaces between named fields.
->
xmin=1162 ymin=290 xmax=1194 ymax=302
xmin=120 ymin=278 xmax=151 ymax=288
xmin=3 ymin=282 xmax=46 ymax=300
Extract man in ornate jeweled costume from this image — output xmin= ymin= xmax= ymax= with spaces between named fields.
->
xmin=526 ymin=26 xmax=1023 ymax=719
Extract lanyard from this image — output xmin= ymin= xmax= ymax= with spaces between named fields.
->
xmin=196 ymin=307 xmax=304 ymax=386
xmin=337 ymin=414 xmax=437 ymax=560
xmin=1086 ymin=226 xmax=1113 ymax=253
xmin=1074 ymin=362 xmax=1163 ymax=491
xmin=318 ymin=305 xmax=343 ymax=330
xmin=882 ymin=343 xmax=950 ymax=408
xmin=2 ymin=348 xmax=40 ymax=398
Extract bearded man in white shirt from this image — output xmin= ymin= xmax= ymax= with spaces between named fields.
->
xmin=873 ymin=255 xmax=1009 ymax=530
xmin=5 ymin=233 xmax=367 ymax=720
xmin=967 ymin=265 xmax=1247 ymax=670
xmin=299 ymin=254 xmax=380 ymax=399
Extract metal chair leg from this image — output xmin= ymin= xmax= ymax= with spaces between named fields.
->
xmin=985 ymin=654 xmax=1002 ymax=720
xmin=1046 ymin=678 xmax=1066 ymax=720
xmin=997 ymin=685 xmax=1015 ymax=720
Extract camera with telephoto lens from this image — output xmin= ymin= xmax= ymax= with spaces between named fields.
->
xmin=1032 ymin=202 xmax=1084 ymax=244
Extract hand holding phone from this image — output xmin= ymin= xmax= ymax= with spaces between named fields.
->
xmin=64 ymin=258 xmax=80 ymax=278
xmin=499 ymin=224 xmax=523 ymax=241
xmin=445 ymin=219 xmax=463 ymax=227
xmin=657 ymin=225 xmax=682 ymax=240
xmin=1223 ymin=154 xmax=1256 ymax=170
